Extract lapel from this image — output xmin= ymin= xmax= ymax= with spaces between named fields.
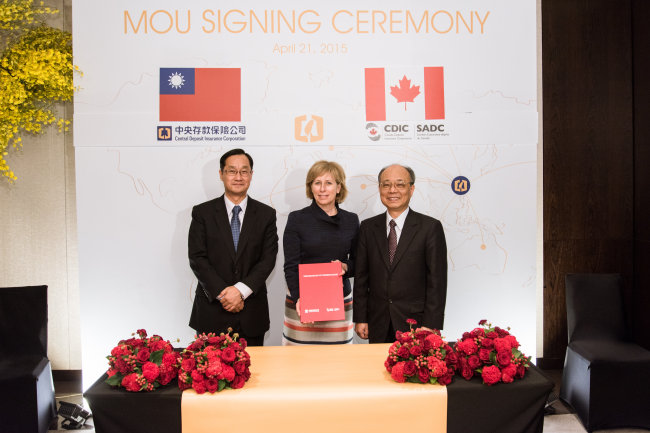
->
xmin=391 ymin=210 xmax=419 ymax=268
xmin=214 ymin=196 xmax=236 ymax=261
xmin=371 ymin=212 xmax=391 ymax=270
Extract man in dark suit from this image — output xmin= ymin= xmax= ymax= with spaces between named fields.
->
xmin=353 ymin=164 xmax=447 ymax=343
xmin=188 ymin=148 xmax=278 ymax=346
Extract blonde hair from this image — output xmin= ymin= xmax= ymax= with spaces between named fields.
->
xmin=305 ymin=160 xmax=348 ymax=203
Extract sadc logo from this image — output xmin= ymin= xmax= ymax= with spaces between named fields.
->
xmin=451 ymin=176 xmax=470 ymax=195
xmin=295 ymin=115 xmax=323 ymax=142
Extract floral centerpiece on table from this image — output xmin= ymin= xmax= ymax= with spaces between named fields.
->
xmin=105 ymin=329 xmax=181 ymax=392
xmin=385 ymin=319 xmax=455 ymax=385
xmin=449 ymin=320 xmax=531 ymax=386
xmin=177 ymin=329 xmax=251 ymax=394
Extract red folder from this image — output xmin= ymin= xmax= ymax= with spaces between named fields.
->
xmin=298 ymin=262 xmax=344 ymax=322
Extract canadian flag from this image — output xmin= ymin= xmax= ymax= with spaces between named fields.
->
xmin=365 ymin=67 xmax=445 ymax=121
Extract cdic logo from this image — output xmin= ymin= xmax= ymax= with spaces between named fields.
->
xmin=157 ymin=126 xmax=172 ymax=141
xmin=451 ymin=176 xmax=470 ymax=195
xmin=295 ymin=115 xmax=323 ymax=142
xmin=366 ymin=123 xmax=380 ymax=141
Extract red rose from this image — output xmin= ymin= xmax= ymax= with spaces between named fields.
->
xmin=131 ymin=339 xmax=144 ymax=348
xmin=445 ymin=351 xmax=459 ymax=367
xmin=478 ymin=319 xmax=487 ymax=326
xmin=191 ymin=370 xmax=204 ymax=382
xmin=516 ymin=365 xmax=527 ymax=379
xmin=208 ymin=336 xmax=219 ymax=344
xmin=390 ymin=362 xmax=406 ymax=383
xmin=409 ymin=345 xmax=423 ymax=357
xmin=406 ymin=318 xmax=417 ymax=326
xmin=438 ymin=373 xmax=453 ymax=386
xmin=495 ymin=327 xmax=510 ymax=337
xmin=467 ymin=355 xmax=481 ymax=370
xmin=159 ymin=371 xmax=175 ymax=385
xmin=418 ymin=366 xmax=431 ymax=383
xmin=149 ymin=340 xmax=166 ymax=353
xmin=234 ymin=361 xmax=247 ymax=375
xmin=478 ymin=348 xmax=491 ymax=362
xmin=142 ymin=362 xmax=159 ymax=382
xmin=182 ymin=358 xmax=196 ymax=372
xmin=242 ymin=367 xmax=251 ymax=380
xmin=231 ymin=375 xmax=246 ymax=389
xmin=471 ymin=328 xmax=485 ymax=338
xmin=422 ymin=339 xmax=433 ymax=352
xmin=496 ymin=350 xmax=512 ymax=367
xmin=384 ymin=358 xmax=393 ymax=372
xmin=501 ymin=364 xmax=517 ymax=383
xmin=482 ymin=338 xmax=495 ymax=349
xmin=396 ymin=345 xmax=410 ymax=359
xmin=136 ymin=348 xmax=151 ymax=363
xmin=482 ymin=365 xmax=501 ymax=385
xmin=222 ymin=347 xmax=236 ymax=363
xmin=504 ymin=335 xmax=520 ymax=349
xmin=461 ymin=363 xmax=474 ymax=380
xmin=403 ymin=361 xmax=417 ymax=377
xmin=222 ymin=364 xmax=236 ymax=382
xmin=115 ymin=358 xmax=131 ymax=374
xmin=192 ymin=380 xmax=207 ymax=394
xmin=457 ymin=339 xmax=478 ymax=355
xmin=486 ymin=331 xmax=498 ymax=339
xmin=239 ymin=338 xmax=247 ymax=349
xmin=206 ymin=378 xmax=219 ymax=393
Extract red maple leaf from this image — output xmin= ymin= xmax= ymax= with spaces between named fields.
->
xmin=390 ymin=75 xmax=421 ymax=111
xmin=369 ymin=128 xmax=377 ymax=136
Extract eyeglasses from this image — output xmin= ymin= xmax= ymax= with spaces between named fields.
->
xmin=380 ymin=182 xmax=412 ymax=191
xmin=223 ymin=169 xmax=251 ymax=177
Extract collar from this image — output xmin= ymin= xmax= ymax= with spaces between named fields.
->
xmin=224 ymin=195 xmax=248 ymax=216
xmin=385 ymin=207 xmax=409 ymax=230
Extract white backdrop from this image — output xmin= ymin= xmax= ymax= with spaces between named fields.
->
xmin=73 ymin=0 xmax=537 ymax=388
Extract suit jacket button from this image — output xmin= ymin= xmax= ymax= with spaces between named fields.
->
xmin=388 ymin=299 xmax=392 ymax=304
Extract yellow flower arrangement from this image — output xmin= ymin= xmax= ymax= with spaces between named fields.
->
xmin=0 ymin=0 xmax=79 ymax=183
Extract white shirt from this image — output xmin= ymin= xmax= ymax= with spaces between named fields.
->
xmin=385 ymin=207 xmax=410 ymax=244
xmin=223 ymin=195 xmax=252 ymax=299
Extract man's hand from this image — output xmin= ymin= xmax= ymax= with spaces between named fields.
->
xmin=332 ymin=259 xmax=348 ymax=276
xmin=218 ymin=286 xmax=244 ymax=313
xmin=355 ymin=323 xmax=369 ymax=340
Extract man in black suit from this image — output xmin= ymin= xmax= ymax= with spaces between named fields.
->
xmin=188 ymin=148 xmax=278 ymax=346
xmin=353 ymin=164 xmax=447 ymax=343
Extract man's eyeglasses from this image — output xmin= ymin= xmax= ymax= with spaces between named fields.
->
xmin=380 ymin=182 xmax=412 ymax=191
xmin=223 ymin=169 xmax=251 ymax=177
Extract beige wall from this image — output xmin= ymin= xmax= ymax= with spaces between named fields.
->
xmin=0 ymin=0 xmax=79 ymax=370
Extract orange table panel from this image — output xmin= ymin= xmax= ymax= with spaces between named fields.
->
xmin=182 ymin=344 xmax=447 ymax=433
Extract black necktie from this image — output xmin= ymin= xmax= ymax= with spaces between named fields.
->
xmin=388 ymin=220 xmax=397 ymax=264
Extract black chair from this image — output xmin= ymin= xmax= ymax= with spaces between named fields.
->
xmin=0 ymin=285 xmax=57 ymax=433
xmin=560 ymin=273 xmax=650 ymax=432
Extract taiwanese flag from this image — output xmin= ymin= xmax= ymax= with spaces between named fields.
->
xmin=365 ymin=67 xmax=445 ymax=121
xmin=159 ymin=68 xmax=240 ymax=121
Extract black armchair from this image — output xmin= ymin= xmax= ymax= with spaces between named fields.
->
xmin=560 ymin=273 xmax=650 ymax=432
xmin=0 ymin=285 xmax=57 ymax=433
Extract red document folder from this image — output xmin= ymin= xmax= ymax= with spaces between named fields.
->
xmin=298 ymin=262 xmax=344 ymax=322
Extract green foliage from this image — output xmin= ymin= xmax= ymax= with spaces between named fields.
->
xmin=0 ymin=0 xmax=79 ymax=183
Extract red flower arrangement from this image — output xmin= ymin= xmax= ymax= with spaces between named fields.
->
xmin=105 ymin=329 xmax=181 ymax=392
xmin=449 ymin=320 xmax=531 ymax=386
xmin=177 ymin=329 xmax=251 ymax=394
xmin=385 ymin=319 xmax=454 ymax=385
